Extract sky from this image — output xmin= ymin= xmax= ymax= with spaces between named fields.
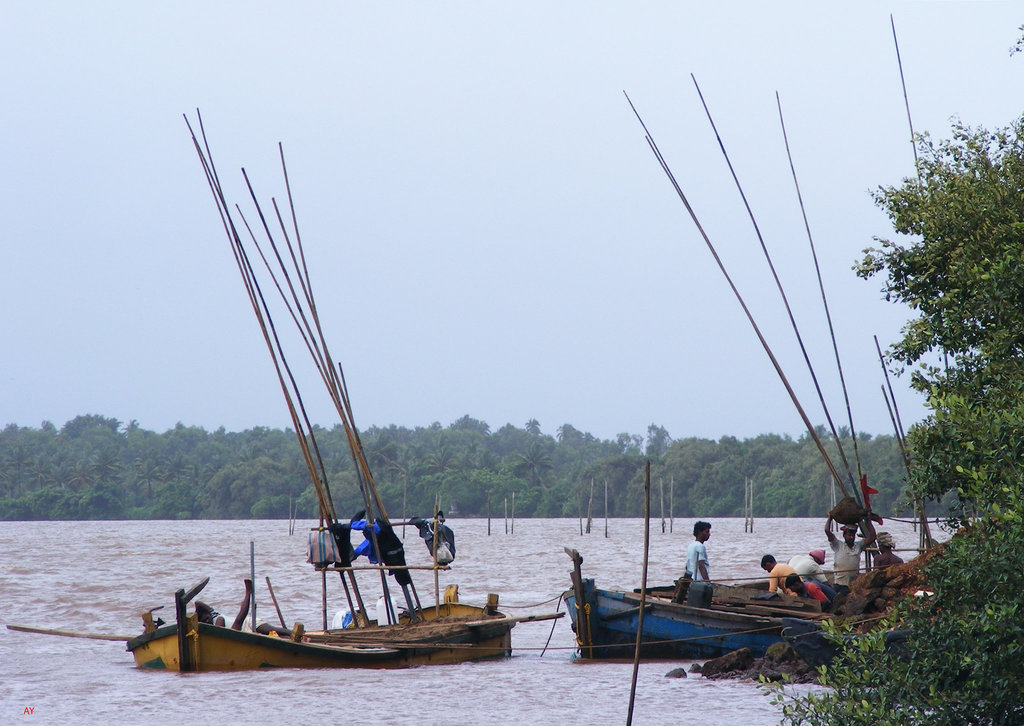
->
xmin=1 ymin=3 xmax=1021 ymax=443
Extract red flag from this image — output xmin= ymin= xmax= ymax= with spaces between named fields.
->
xmin=860 ymin=474 xmax=880 ymax=521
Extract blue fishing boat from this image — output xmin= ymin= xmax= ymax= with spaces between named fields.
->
xmin=564 ymin=549 xmax=821 ymax=660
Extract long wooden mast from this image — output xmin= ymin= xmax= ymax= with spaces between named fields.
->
xmin=186 ymin=113 xmax=392 ymax=527
xmin=689 ymin=76 xmax=861 ymax=503
xmin=623 ymin=92 xmax=851 ymax=496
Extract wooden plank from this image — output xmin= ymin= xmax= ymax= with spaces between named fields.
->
xmin=6 ymin=624 xmax=133 ymax=641
xmin=598 ymin=604 xmax=652 ymax=623
xmin=465 ymin=612 xmax=564 ymax=628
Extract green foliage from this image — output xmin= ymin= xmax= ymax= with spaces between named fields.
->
xmin=780 ymin=111 xmax=1024 ymax=721
xmin=771 ymin=519 xmax=1024 ymax=724
xmin=859 ymin=117 xmax=1024 ymax=518
xmin=0 ymin=413 xmax=910 ymax=520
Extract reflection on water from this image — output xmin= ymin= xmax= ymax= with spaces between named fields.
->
xmin=0 ymin=517 xmax=940 ymax=724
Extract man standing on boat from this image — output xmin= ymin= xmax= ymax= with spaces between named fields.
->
xmin=825 ymin=517 xmax=877 ymax=593
xmin=685 ymin=521 xmax=711 ymax=580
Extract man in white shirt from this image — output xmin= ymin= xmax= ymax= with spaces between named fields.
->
xmin=825 ymin=517 xmax=876 ymax=592
xmin=788 ymin=549 xmax=829 ymax=584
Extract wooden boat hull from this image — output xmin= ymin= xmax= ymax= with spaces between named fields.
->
xmin=564 ymin=578 xmax=787 ymax=660
xmin=128 ymin=603 xmax=513 ymax=671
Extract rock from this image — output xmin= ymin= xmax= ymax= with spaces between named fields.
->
xmin=857 ymin=569 xmax=889 ymax=590
xmin=844 ymin=593 xmax=873 ymax=615
xmin=688 ymin=663 xmax=703 ymax=673
xmin=700 ymin=648 xmax=754 ymax=678
xmin=764 ymin=641 xmax=802 ymax=665
xmin=665 ymin=667 xmax=688 ymax=678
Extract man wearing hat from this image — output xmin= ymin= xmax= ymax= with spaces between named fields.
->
xmin=873 ymin=532 xmax=904 ymax=570
xmin=788 ymin=549 xmax=829 ymax=584
xmin=825 ymin=515 xmax=876 ymax=593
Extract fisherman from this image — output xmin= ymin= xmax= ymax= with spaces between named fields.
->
xmin=825 ymin=515 xmax=877 ymax=593
xmin=685 ymin=521 xmax=711 ymax=581
xmin=409 ymin=511 xmax=456 ymax=565
xmin=760 ymin=554 xmax=798 ymax=594
xmin=788 ymin=549 xmax=829 ymax=584
xmin=783 ymin=573 xmax=832 ymax=612
xmin=195 ymin=601 xmax=225 ymax=627
xmin=196 ymin=579 xmax=291 ymax=636
xmin=671 ymin=521 xmax=712 ymax=605
xmin=873 ymin=532 xmax=904 ymax=570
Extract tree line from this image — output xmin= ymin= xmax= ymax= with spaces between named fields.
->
xmin=0 ymin=413 xmax=911 ymax=521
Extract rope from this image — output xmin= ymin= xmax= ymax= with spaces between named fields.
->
xmin=499 ymin=594 xmax=564 ymax=609
xmin=539 ymin=593 xmax=564 ymax=657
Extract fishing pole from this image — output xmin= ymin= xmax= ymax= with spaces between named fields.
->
xmin=186 ymin=112 xmax=335 ymax=523
xmin=875 ymin=338 xmax=933 ymax=547
xmin=891 ymin=14 xmax=920 ymax=176
xmin=690 ymin=74 xmax=859 ymax=501
xmin=775 ymin=91 xmax=866 ymax=503
xmin=874 ymin=335 xmax=909 ymax=450
xmin=623 ymin=91 xmax=850 ymax=496
xmin=240 ymin=152 xmax=398 ymax=611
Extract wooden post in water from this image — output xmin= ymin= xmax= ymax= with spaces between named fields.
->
xmin=669 ymin=476 xmax=674 ymax=533
xmin=744 ymin=478 xmax=754 ymax=533
xmin=578 ymin=488 xmax=583 ymax=536
xmin=487 ymin=492 xmax=491 ymax=536
xmin=504 ymin=497 xmax=508 ymax=534
xmin=604 ymin=480 xmax=609 ymax=538
xmin=511 ymin=492 xmax=516 ymax=535
xmin=585 ymin=478 xmax=594 ymax=534
xmin=660 ymin=477 xmax=666 ymax=534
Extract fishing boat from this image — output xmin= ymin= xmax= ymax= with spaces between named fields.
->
xmin=122 ymin=115 xmax=564 ymax=672
xmin=564 ymin=548 xmax=824 ymax=660
xmin=126 ymin=577 xmax=534 ymax=671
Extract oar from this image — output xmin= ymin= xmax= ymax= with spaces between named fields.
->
xmin=182 ymin=576 xmax=210 ymax=605
xmin=6 ymin=624 xmax=133 ymax=642
xmin=265 ymin=576 xmax=288 ymax=629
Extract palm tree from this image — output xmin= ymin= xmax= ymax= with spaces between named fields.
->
xmin=516 ymin=441 xmax=553 ymax=489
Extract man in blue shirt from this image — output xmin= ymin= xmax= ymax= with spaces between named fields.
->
xmin=685 ymin=521 xmax=711 ymax=581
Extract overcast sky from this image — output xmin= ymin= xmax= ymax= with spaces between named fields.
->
xmin=2 ymin=3 xmax=1020 ymax=442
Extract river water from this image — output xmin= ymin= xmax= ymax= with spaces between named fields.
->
xmin=0 ymin=516 xmax=939 ymax=724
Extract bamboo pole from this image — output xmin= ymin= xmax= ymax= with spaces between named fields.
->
xmin=265 ymin=577 xmax=287 ymax=629
xmin=623 ymin=92 xmax=852 ymax=498
xmin=775 ymin=91 xmax=864 ymax=492
xmin=690 ymin=77 xmax=858 ymax=497
xmin=627 ymin=461 xmax=652 ymax=726
xmin=891 ymin=14 xmax=921 ymax=174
